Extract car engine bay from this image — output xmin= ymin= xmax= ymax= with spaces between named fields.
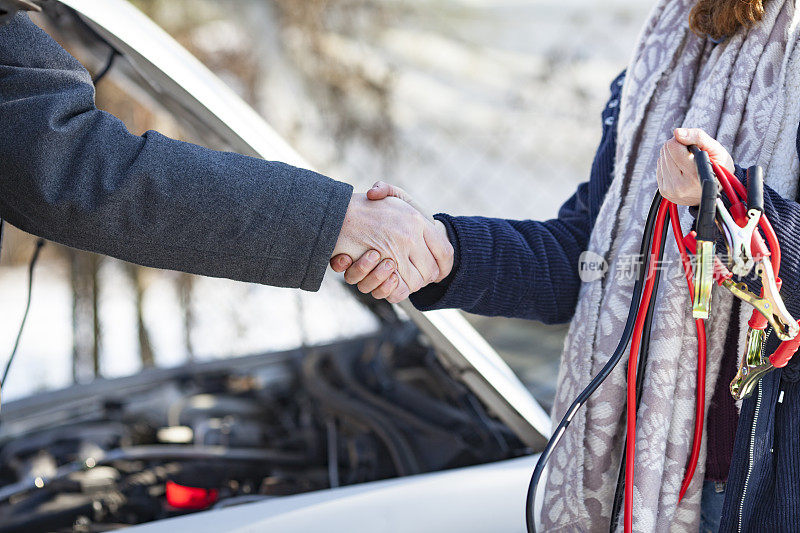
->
xmin=0 ymin=326 xmax=526 ymax=532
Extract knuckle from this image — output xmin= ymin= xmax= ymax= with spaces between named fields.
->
xmin=389 ymin=288 xmax=409 ymax=303
xmin=354 ymin=261 xmax=370 ymax=275
xmin=344 ymin=269 xmax=361 ymax=284
xmin=374 ymin=275 xmax=397 ymax=299
xmin=372 ymin=287 xmax=388 ymax=299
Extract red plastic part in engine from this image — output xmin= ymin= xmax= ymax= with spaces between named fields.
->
xmin=166 ymin=480 xmax=219 ymax=510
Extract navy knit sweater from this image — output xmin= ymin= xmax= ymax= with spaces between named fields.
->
xmin=410 ymin=71 xmax=800 ymax=487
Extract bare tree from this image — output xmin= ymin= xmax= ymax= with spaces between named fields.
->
xmin=69 ymin=250 xmax=101 ymax=381
xmin=124 ymin=263 xmax=155 ymax=368
xmin=177 ymin=273 xmax=195 ymax=360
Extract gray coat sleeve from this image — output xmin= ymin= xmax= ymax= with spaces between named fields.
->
xmin=0 ymin=14 xmax=352 ymax=291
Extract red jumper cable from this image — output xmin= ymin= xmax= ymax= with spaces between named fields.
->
xmin=623 ymin=157 xmax=714 ymax=531
xmin=526 ymin=148 xmax=799 ymax=533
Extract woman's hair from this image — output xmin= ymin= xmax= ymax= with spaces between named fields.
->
xmin=689 ymin=0 xmax=765 ymax=41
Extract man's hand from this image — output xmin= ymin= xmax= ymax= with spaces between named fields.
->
xmin=657 ymin=127 xmax=735 ymax=206
xmin=331 ymin=182 xmax=454 ymax=303
xmin=331 ymin=190 xmax=452 ymax=303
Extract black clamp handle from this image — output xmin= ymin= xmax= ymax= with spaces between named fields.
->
xmin=746 ymin=165 xmax=764 ymax=214
xmin=696 ymin=180 xmax=718 ymax=241
xmin=688 ymin=145 xmax=719 ymax=241
xmin=688 ymin=145 xmax=716 ymax=185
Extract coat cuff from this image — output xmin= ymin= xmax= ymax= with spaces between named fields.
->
xmin=290 ymin=172 xmax=353 ymax=292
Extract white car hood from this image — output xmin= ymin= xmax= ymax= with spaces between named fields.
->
xmin=127 ymin=456 xmax=538 ymax=533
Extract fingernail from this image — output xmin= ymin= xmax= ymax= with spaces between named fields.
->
xmin=383 ymin=259 xmax=394 ymax=270
xmin=368 ymin=250 xmax=379 ymax=261
xmin=675 ymin=128 xmax=687 ymax=138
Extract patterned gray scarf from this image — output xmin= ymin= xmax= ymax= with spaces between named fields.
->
xmin=543 ymin=1 xmax=800 ymax=531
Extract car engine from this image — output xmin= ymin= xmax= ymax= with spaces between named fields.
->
xmin=0 ymin=327 xmax=525 ymax=532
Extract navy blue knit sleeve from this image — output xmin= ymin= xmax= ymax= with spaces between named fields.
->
xmin=410 ymin=72 xmax=625 ymax=323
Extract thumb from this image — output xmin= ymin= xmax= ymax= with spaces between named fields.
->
xmin=673 ymin=127 xmax=733 ymax=170
xmin=673 ymin=127 xmax=716 ymax=148
xmin=330 ymin=254 xmax=353 ymax=273
xmin=366 ymin=180 xmax=413 ymax=202
xmin=366 ymin=181 xmax=434 ymax=222
xmin=366 ymin=181 xmax=392 ymax=201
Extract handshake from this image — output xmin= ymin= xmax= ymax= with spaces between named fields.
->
xmin=330 ymin=182 xmax=454 ymax=303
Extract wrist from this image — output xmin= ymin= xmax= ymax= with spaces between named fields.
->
xmin=333 ymin=193 xmax=368 ymax=258
xmin=433 ymin=219 xmax=454 ymax=280
xmin=433 ymin=214 xmax=459 ymax=280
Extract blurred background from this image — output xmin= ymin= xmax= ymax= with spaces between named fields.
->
xmin=0 ymin=0 xmax=650 ymax=411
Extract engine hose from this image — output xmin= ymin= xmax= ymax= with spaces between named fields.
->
xmin=525 ymin=194 xmax=663 ymax=533
xmin=0 ymin=445 xmax=308 ymax=503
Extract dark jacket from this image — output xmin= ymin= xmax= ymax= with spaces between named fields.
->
xmin=412 ymin=72 xmax=800 ymax=532
xmin=0 ymin=13 xmax=352 ymax=291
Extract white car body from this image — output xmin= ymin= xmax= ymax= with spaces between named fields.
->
xmin=129 ymin=456 xmax=537 ymax=533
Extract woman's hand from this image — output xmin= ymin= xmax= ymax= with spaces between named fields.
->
xmin=657 ymin=128 xmax=735 ymax=205
xmin=330 ymin=182 xmax=454 ymax=303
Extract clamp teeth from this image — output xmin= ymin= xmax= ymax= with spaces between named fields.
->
xmin=730 ymin=327 xmax=768 ymax=400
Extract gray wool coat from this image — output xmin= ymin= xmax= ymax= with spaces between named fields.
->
xmin=0 ymin=13 xmax=352 ymax=291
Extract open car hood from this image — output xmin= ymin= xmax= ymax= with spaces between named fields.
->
xmin=39 ymin=0 xmax=551 ymax=448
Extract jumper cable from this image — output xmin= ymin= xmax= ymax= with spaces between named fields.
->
xmin=525 ymin=147 xmax=800 ymax=533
